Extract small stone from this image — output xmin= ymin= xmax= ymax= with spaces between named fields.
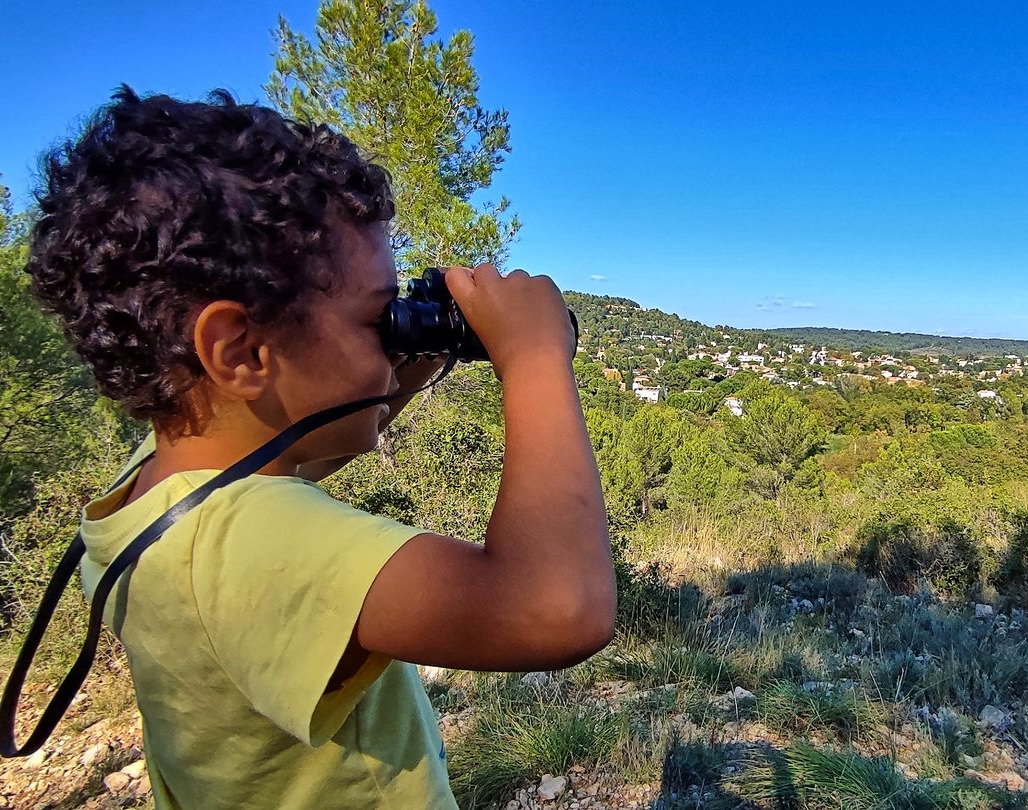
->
xmin=732 ymin=687 xmax=755 ymax=702
xmin=21 ymin=749 xmax=47 ymax=770
xmin=130 ymin=774 xmax=152 ymax=799
xmin=81 ymin=743 xmax=108 ymax=768
xmin=121 ymin=759 xmax=147 ymax=779
xmin=980 ymin=704 xmax=1011 ymax=731
xmin=104 ymin=772 xmax=131 ymax=793
xmin=802 ymin=681 xmax=834 ymax=693
xmin=798 ymin=599 xmax=814 ymax=613
xmin=994 ymin=771 xmax=1026 ymax=792
xmin=538 ymin=774 xmax=568 ymax=801
xmin=520 ymin=672 xmax=552 ymax=689
xmin=975 ymin=603 xmax=995 ymax=619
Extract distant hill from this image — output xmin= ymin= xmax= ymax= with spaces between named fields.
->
xmin=745 ymin=327 xmax=1028 ymax=357
xmin=562 ymin=290 xmax=1028 ymax=360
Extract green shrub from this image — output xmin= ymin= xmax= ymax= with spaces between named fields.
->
xmin=855 ymin=518 xmax=983 ymax=599
xmin=932 ymin=709 xmax=984 ymax=769
xmin=448 ymin=698 xmax=622 ymax=809
xmin=758 ymin=681 xmax=884 ymax=742
xmin=733 ymin=741 xmax=1022 ymax=809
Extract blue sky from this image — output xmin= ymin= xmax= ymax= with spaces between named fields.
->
xmin=4 ymin=1 xmax=1026 ymax=338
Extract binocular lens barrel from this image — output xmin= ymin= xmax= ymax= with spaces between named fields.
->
xmin=380 ymin=268 xmax=578 ymax=363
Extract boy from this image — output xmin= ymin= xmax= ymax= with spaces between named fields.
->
xmin=25 ymin=87 xmax=615 ymax=808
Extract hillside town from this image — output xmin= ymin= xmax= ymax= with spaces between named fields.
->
xmin=569 ymin=294 xmax=1027 ymax=407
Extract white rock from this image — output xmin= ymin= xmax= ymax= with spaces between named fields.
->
xmin=104 ymin=772 xmax=132 ymax=793
xmin=80 ymin=743 xmax=108 ymax=768
xmin=732 ymin=687 xmax=755 ymax=702
xmin=419 ymin=666 xmax=448 ymax=684
xmin=121 ymin=758 xmax=147 ymax=779
xmin=21 ymin=749 xmax=47 ymax=770
xmin=980 ymin=704 xmax=1012 ymax=731
xmin=537 ymin=774 xmax=568 ymax=801
xmin=521 ymin=671 xmax=552 ymax=689
xmin=798 ymin=599 xmax=815 ymax=612
xmin=975 ymin=603 xmax=995 ymax=619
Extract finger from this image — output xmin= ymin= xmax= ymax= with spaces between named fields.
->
xmin=444 ymin=266 xmax=476 ymax=297
xmin=504 ymin=268 xmax=529 ymax=278
xmin=472 ymin=263 xmax=501 ymax=284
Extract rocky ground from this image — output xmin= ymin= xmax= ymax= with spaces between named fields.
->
xmin=4 ymin=579 xmax=1028 ymax=808
xmin=0 ymin=677 xmax=151 ymax=809
xmin=4 ymin=670 xmax=1027 ymax=809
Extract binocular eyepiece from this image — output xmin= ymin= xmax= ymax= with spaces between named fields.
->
xmin=380 ymin=268 xmax=579 ymax=363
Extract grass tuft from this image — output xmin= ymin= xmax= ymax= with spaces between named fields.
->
xmin=447 ymin=696 xmax=622 ymax=809
xmin=758 ymin=681 xmax=885 ymax=742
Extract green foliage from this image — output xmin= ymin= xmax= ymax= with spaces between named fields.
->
xmin=854 ymin=518 xmax=984 ymax=598
xmin=0 ymin=189 xmax=110 ymax=514
xmin=1 ymin=412 xmax=138 ymax=641
xmin=325 ymin=384 xmax=503 ymax=540
xmin=932 ymin=709 xmax=984 ymax=769
xmin=665 ymin=424 xmax=746 ymax=512
xmin=267 ymin=0 xmax=519 ymax=271
xmin=734 ymin=741 xmax=1019 ymax=809
xmin=601 ymin=405 xmax=685 ymax=518
xmin=448 ymin=695 xmax=621 ymax=808
xmin=857 ymin=438 xmax=947 ymax=500
xmin=927 ymin=424 xmax=1009 ymax=485
xmin=596 ymin=631 xmax=736 ymax=692
xmin=724 ymin=386 xmax=828 ymax=497
xmin=757 ymin=681 xmax=885 ymax=742
xmin=753 ymin=325 xmax=1028 ymax=358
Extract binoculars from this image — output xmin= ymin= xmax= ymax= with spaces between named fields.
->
xmin=380 ymin=268 xmax=579 ymax=363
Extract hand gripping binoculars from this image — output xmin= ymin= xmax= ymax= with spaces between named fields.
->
xmin=380 ymin=268 xmax=579 ymax=363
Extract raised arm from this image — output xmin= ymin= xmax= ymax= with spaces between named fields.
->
xmin=352 ymin=265 xmax=615 ymax=672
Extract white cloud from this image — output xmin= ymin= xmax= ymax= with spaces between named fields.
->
xmin=792 ymin=301 xmax=818 ymax=309
xmin=589 ymin=274 xmax=607 ymax=281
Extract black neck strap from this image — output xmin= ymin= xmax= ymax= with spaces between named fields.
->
xmin=0 ymin=357 xmax=457 ymax=758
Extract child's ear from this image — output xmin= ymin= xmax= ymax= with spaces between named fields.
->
xmin=193 ymin=301 xmax=272 ymax=401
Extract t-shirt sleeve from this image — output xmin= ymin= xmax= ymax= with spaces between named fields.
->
xmin=190 ymin=476 xmax=423 ymax=747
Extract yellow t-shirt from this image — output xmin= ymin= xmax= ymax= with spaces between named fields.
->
xmin=79 ymin=435 xmax=457 ymax=809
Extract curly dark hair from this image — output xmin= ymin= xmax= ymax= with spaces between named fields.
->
xmin=26 ymin=85 xmax=394 ymax=434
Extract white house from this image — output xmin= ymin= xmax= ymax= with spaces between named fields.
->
xmin=724 ymin=397 xmax=744 ymax=417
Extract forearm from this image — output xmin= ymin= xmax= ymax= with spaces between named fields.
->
xmin=485 ymin=355 xmax=614 ymax=624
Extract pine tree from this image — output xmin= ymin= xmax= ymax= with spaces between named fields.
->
xmin=266 ymin=0 xmax=519 ymax=273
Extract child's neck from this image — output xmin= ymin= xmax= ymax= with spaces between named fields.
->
xmin=124 ymin=426 xmax=298 ymax=507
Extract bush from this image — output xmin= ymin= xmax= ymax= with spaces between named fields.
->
xmin=733 ymin=741 xmax=1022 ymax=809
xmin=758 ymin=681 xmax=885 ymax=742
xmin=855 ymin=518 xmax=983 ymax=599
xmin=448 ymin=697 xmax=622 ymax=809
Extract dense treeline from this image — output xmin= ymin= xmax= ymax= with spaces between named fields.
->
xmin=752 ymin=326 xmax=1028 ymax=356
